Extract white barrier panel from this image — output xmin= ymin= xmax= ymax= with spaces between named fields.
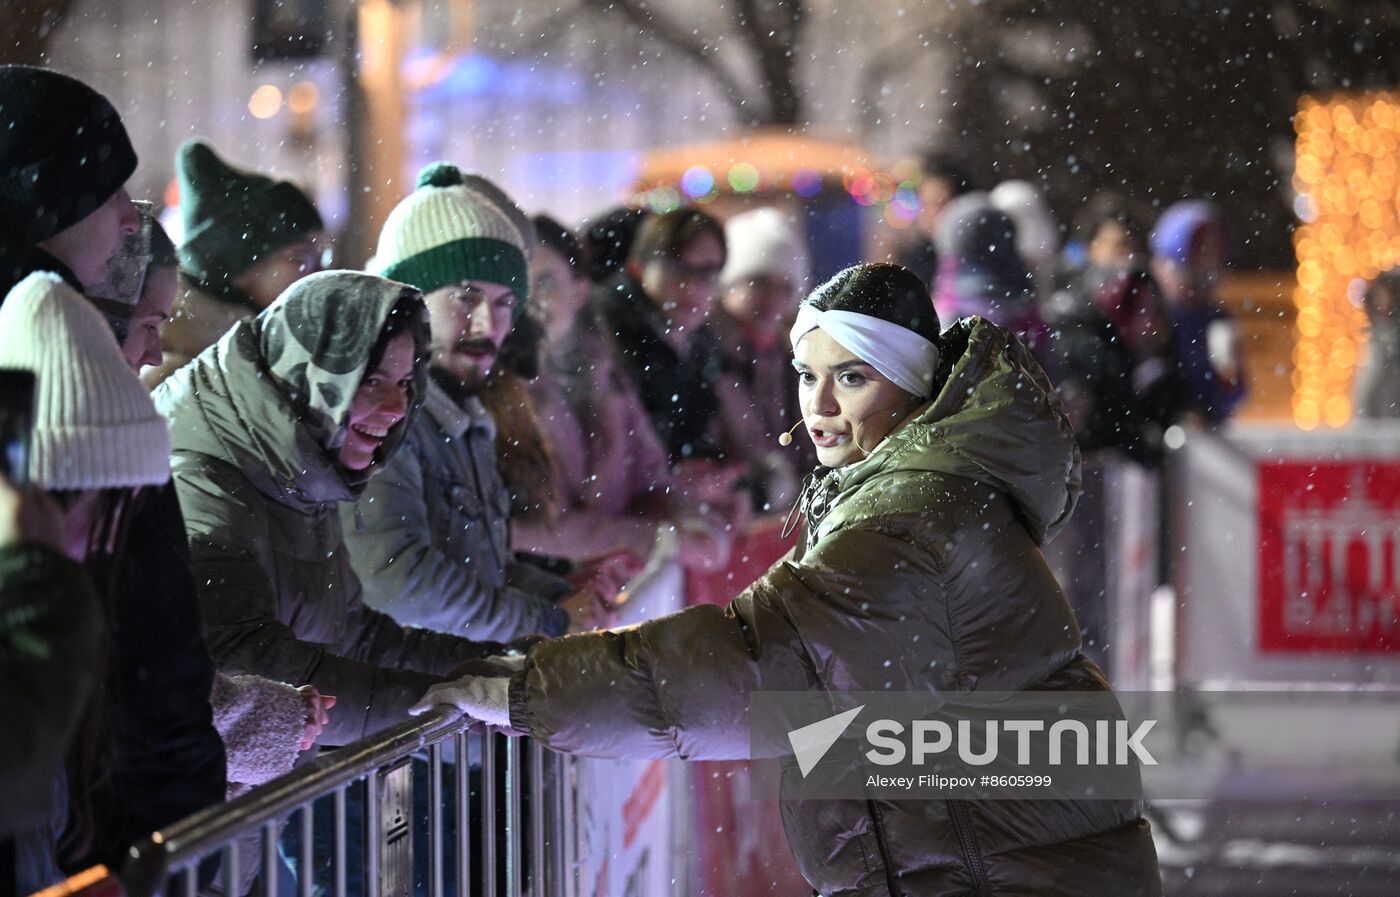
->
xmin=566 ymin=547 xmax=688 ymax=897
xmin=1043 ymin=456 xmax=1161 ymax=691
xmin=1171 ymin=423 xmax=1400 ymax=689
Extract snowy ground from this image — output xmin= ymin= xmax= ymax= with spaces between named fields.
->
xmin=1152 ymin=800 xmax=1400 ymax=896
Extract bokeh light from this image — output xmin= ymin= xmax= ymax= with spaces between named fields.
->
xmin=727 ymin=162 xmax=760 ymax=193
xmin=1292 ymin=91 xmax=1400 ymax=428
xmin=680 ymin=166 xmax=715 ymax=198
xmin=287 ymin=80 xmax=320 ymax=115
xmin=791 ymin=167 xmax=822 ymax=197
xmin=248 ymin=84 xmax=284 ymax=119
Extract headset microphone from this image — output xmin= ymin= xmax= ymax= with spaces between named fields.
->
xmin=777 ymin=420 xmax=804 ymax=447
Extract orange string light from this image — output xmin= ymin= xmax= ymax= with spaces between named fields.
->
xmin=1293 ymin=91 xmax=1400 ymax=429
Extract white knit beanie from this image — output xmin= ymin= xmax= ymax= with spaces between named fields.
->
xmin=720 ymin=207 xmax=811 ymax=294
xmin=371 ymin=162 xmax=531 ymax=313
xmin=0 ymin=272 xmax=171 ymax=490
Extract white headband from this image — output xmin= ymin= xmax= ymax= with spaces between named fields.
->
xmin=790 ymin=305 xmax=940 ymax=397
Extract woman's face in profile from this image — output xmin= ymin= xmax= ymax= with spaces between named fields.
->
xmin=792 ymin=328 xmax=917 ymax=468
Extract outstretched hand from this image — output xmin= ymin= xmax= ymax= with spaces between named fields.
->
xmin=410 ymin=674 xmax=514 ymax=731
xmin=297 ymin=685 xmax=336 ymax=751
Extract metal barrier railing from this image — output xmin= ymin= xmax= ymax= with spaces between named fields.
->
xmin=120 ymin=708 xmax=569 ymax=897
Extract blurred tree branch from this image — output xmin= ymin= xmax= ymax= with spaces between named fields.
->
xmin=574 ymin=0 xmax=806 ymax=127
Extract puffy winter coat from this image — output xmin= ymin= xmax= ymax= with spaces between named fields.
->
xmin=0 ymin=545 xmax=101 ymax=838
xmin=507 ymin=318 xmax=1162 ymax=896
xmin=597 ymin=271 xmax=726 ymax=461
xmin=155 ymin=271 xmax=498 ymax=745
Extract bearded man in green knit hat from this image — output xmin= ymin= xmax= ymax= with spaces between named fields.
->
xmin=342 ymin=162 xmax=611 ymax=644
xmin=147 ymin=139 xmax=324 ymax=385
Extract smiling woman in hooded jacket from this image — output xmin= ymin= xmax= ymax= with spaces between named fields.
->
xmin=418 ymin=263 xmax=1163 ymax=896
xmin=154 ymin=270 xmax=502 ymax=745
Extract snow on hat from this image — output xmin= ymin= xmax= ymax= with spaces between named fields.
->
xmin=935 ymin=192 xmax=1035 ymax=304
xmin=370 ymin=162 xmax=531 ymax=315
xmin=176 ymin=139 xmax=323 ymax=287
xmin=0 ymin=65 xmax=138 ymax=245
xmin=720 ymin=207 xmax=811 ymax=293
xmin=0 ymin=272 xmax=170 ymax=490
xmin=988 ymin=180 xmax=1060 ymax=267
xmin=1151 ymin=199 xmax=1224 ymax=264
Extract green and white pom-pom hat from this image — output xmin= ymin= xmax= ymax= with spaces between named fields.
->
xmin=370 ymin=162 xmax=531 ymax=316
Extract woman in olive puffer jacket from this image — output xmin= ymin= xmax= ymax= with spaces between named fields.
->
xmin=418 ymin=263 xmax=1163 ymax=897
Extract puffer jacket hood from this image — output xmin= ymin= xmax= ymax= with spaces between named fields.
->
xmin=155 ymin=270 xmax=429 ymax=511
xmin=821 ymin=316 xmax=1080 ymax=546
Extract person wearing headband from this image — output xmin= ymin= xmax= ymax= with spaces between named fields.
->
xmin=413 ymin=263 xmax=1163 ymax=897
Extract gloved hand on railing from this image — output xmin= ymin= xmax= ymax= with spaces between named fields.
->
xmin=409 ymin=674 xmax=516 ymax=732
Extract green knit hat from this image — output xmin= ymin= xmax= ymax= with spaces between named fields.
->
xmin=176 ymin=139 xmax=324 ymax=287
xmin=370 ymin=162 xmax=530 ymax=315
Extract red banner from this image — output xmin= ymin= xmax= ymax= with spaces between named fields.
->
xmin=686 ymin=518 xmax=810 ymax=897
xmin=1257 ymin=460 xmax=1400 ymax=653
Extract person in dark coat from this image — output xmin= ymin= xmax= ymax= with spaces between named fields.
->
xmin=0 ymin=270 xmax=185 ymax=891
xmin=0 ymin=65 xmax=229 ymax=883
xmin=597 ymin=208 xmax=730 ymax=462
xmin=414 ymin=264 xmax=1163 ymax=897
xmin=1150 ymin=200 xmax=1246 ymax=424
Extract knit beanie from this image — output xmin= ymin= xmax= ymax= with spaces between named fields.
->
xmin=370 ymin=162 xmax=530 ymax=315
xmin=1151 ymin=199 xmax=1224 ymax=264
xmin=0 ymin=65 xmax=138 ymax=245
xmin=721 ymin=207 xmax=811 ymax=294
xmin=935 ymin=192 xmax=1036 ymax=305
xmin=988 ymin=180 xmax=1060 ymax=267
xmin=176 ymin=139 xmax=323 ymax=288
xmin=0 ymin=272 xmax=170 ymax=490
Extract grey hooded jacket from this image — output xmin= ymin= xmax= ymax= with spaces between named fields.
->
xmin=340 ymin=379 xmax=569 ymax=641
xmin=154 ymin=271 xmax=499 ymax=745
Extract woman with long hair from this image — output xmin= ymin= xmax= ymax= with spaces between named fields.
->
xmin=417 ymin=263 xmax=1163 ymax=896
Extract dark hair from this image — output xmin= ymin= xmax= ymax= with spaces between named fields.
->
xmin=582 ymin=206 xmax=647 ymax=283
xmin=803 ymin=263 xmax=941 ymax=345
xmin=496 ymin=305 xmax=543 ymax=380
xmin=628 ymin=208 xmax=726 ymax=268
xmin=1073 ymin=193 xmax=1149 ymax=246
xmin=532 ymin=214 xmax=584 ymax=275
xmin=148 ymin=214 xmax=178 ymax=270
xmin=365 ymin=291 xmax=424 ymax=376
xmin=919 ymin=153 xmax=976 ymax=196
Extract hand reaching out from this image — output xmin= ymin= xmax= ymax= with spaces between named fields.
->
xmin=560 ymin=588 xmax=614 ymax=632
xmin=297 ymin=685 xmax=336 ymax=751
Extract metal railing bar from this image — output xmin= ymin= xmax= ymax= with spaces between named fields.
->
xmin=480 ymin=734 xmax=497 ymax=897
xmin=124 ymin=708 xmax=468 ymax=886
xmin=298 ymin=804 xmax=313 ymax=897
xmin=334 ymin=787 xmax=348 ymax=897
xmin=454 ymin=731 xmax=471 ymax=897
xmin=262 ymin=820 xmax=279 ymax=897
xmin=429 ymin=744 xmax=444 ymax=897
xmin=181 ymin=864 xmax=196 ymax=897
xmin=529 ymin=741 xmax=545 ymax=893
xmin=365 ymin=773 xmax=381 ymax=897
xmin=223 ymin=838 xmax=239 ymax=897
xmin=505 ymin=737 xmax=522 ymax=897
